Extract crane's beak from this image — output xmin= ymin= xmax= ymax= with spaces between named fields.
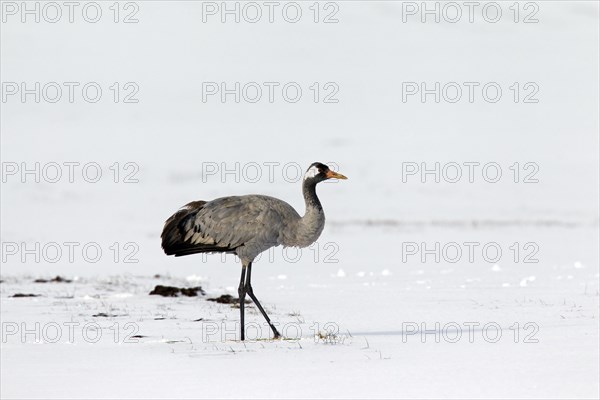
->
xmin=326 ymin=170 xmax=348 ymax=180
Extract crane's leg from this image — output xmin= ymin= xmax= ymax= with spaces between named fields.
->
xmin=244 ymin=262 xmax=281 ymax=339
xmin=238 ymin=265 xmax=247 ymax=341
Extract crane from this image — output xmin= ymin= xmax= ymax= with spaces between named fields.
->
xmin=161 ymin=162 xmax=347 ymax=341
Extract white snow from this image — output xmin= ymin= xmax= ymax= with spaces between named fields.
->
xmin=574 ymin=262 xmax=585 ymax=269
xmin=185 ymin=274 xmax=207 ymax=284
xmin=519 ymin=276 xmax=537 ymax=287
xmin=1 ymin=2 xmax=599 ymax=399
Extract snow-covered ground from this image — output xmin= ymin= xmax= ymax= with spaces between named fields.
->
xmin=1 ymin=1 xmax=599 ymax=399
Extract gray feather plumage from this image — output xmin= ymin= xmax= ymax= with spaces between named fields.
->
xmin=161 ymin=162 xmax=345 ymax=341
xmin=160 ymin=162 xmax=345 ymax=266
xmin=161 ymin=194 xmax=325 ymax=264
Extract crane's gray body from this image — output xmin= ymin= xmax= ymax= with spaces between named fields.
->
xmin=161 ymin=162 xmax=345 ymax=341
xmin=161 ymin=194 xmax=325 ymax=264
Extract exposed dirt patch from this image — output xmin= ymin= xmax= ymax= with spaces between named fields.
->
xmin=92 ymin=312 xmax=121 ymax=318
xmin=207 ymin=294 xmax=251 ymax=305
xmin=149 ymin=285 xmax=205 ymax=297
xmin=34 ymin=276 xmax=72 ymax=283
xmin=180 ymin=287 xmax=203 ymax=296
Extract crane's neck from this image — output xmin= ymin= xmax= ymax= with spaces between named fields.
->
xmin=302 ymin=178 xmax=323 ymax=213
xmin=288 ymin=178 xmax=325 ymax=248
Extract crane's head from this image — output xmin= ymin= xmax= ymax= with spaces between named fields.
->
xmin=304 ymin=162 xmax=348 ymax=183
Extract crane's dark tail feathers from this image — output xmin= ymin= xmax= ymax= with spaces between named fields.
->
xmin=161 ymin=200 xmax=232 ymax=257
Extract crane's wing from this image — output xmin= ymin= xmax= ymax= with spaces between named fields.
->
xmin=161 ymin=195 xmax=297 ymax=257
